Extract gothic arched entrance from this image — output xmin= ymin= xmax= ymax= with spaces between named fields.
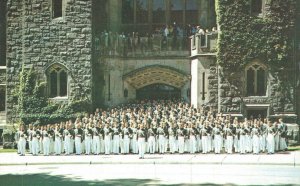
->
xmin=136 ymin=83 xmax=181 ymax=100
xmin=123 ymin=65 xmax=190 ymax=100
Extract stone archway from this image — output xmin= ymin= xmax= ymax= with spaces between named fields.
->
xmin=123 ymin=65 xmax=190 ymax=90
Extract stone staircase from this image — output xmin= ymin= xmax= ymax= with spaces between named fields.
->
xmin=0 ymin=112 xmax=6 ymax=129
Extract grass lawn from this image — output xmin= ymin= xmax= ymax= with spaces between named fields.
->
xmin=0 ymin=148 xmax=17 ymax=153
xmin=288 ymin=145 xmax=300 ymax=151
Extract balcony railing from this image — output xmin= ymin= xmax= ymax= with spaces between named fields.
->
xmin=94 ymin=34 xmax=190 ymax=57
xmin=190 ymin=32 xmax=218 ymax=56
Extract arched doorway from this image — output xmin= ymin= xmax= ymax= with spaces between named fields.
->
xmin=136 ymin=83 xmax=181 ymax=100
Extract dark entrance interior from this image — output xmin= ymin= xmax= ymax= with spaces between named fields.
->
xmin=136 ymin=83 xmax=181 ymax=100
xmin=247 ymin=108 xmax=267 ymax=120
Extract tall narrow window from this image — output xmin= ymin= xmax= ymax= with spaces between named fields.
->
xmin=50 ymin=71 xmax=58 ymax=97
xmin=257 ymin=67 xmax=265 ymax=96
xmin=153 ymin=0 xmax=166 ymax=23
xmin=60 ymin=71 xmax=68 ymax=97
xmin=171 ymin=0 xmax=183 ymax=24
xmin=186 ymin=0 xmax=198 ymax=24
xmin=247 ymin=68 xmax=255 ymax=96
xmin=136 ymin=0 xmax=148 ymax=23
xmin=246 ymin=62 xmax=267 ymax=96
xmin=122 ymin=0 xmax=134 ymax=24
xmin=52 ymin=0 xmax=63 ymax=18
xmin=48 ymin=65 xmax=68 ymax=98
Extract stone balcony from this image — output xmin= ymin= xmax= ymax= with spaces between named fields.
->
xmin=190 ymin=32 xmax=218 ymax=57
xmin=95 ymin=34 xmax=191 ymax=58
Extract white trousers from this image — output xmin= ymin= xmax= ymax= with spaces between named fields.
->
xmin=131 ymin=138 xmax=138 ymax=154
xmin=234 ymin=136 xmax=239 ymax=153
xmin=123 ymin=135 xmax=130 ymax=154
xmin=239 ymin=135 xmax=246 ymax=154
xmin=189 ymin=136 xmax=196 ymax=154
xmin=100 ymin=138 xmax=105 ymax=153
xmin=274 ymin=134 xmax=280 ymax=151
xmin=178 ymin=136 xmax=185 ymax=154
xmin=93 ymin=136 xmax=101 ymax=154
xmin=260 ymin=135 xmax=266 ymax=152
xmin=169 ymin=136 xmax=176 ymax=153
xmin=18 ymin=138 xmax=26 ymax=155
xmin=226 ymin=136 xmax=233 ymax=154
xmin=214 ymin=135 xmax=222 ymax=154
xmin=148 ymin=136 xmax=155 ymax=154
xmin=104 ymin=136 xmax=111 ymax=154
xmin=64 ymin=136 xmax=71 ymax=155
xmin=279 ymin=137 xmax=287 ymax=150
xmin=252 ymin=135 xmax=260 ymax=154
xmin=32 ymin=138 xmax=39 ymax=155
xmin=55 ymin=138 xmax=62 ymax=155
xmin=158 ymin=135 xmax=165 ymax=153
xmin=113 ymin=135 xmax=120 ymax=154
xmin=43 ymin=137 xmax=50 ymax=156
xmin=75 ymin=137 xmax=82 ymax=155
xmin=85 ymin=136 xmax=92 ymax=154
xmin=202 ymin=136 xmax=208 ymax=153
xmin=267 ymin=134 xmax=275 ymax=154
xmin=138 ymin=138 xmax=145 ymax=158
xmin=28 ymin=140 xmax=32 ymax=153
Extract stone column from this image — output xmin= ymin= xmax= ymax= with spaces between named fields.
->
xmin=191 ymin=58 xmax=200 ymax=108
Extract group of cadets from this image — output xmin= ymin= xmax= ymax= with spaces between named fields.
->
xmin=16 ymin=100 xmax=288 ymax=158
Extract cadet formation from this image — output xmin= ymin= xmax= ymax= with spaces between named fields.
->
xmin=15 ymin=100 xmax=288 ymax=158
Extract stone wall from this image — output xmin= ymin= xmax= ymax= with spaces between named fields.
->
xmin=218 ymin=66 xmax=297 ymax=121
xmin=6 ymin=0 xmax=93 ymax=122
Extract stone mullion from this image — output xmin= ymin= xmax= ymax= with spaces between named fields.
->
xmin=254 ymin=69 xmax=257 ymax=95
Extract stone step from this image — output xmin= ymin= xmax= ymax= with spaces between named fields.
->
xmin=0 ymin=115 xmax=6 ymax=120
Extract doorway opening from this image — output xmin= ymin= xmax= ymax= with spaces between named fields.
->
xmin=136 ymin=83 xmax=181 ymax=100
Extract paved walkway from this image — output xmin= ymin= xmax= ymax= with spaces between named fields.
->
xmin=1 ymin=151 xmax=299 ymax=166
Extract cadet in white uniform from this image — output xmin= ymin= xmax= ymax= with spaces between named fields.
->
xmin=137 ymin=124 xmax=146 ymax=159
xmin=74 ymin=124 xmax=83 ymax=155
xmin=104 ymin=124 xmax=112 ymax=155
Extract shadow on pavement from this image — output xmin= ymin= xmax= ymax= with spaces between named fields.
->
xmin=0 ymin=174 xmax=298 ymax=186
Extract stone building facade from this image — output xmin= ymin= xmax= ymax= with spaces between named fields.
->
xmin=0 ymin=0 xmax=299 ymax=131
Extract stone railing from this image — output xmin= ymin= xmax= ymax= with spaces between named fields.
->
xmin=94 ymin=34 xmax=190 ymax=57
xmin=190 ymin=32 xmax=218 ymax=56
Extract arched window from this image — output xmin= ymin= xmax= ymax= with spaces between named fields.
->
xmin=47 ymin=64 xmax=68 ymax=98
xmin=246 ymin=62 xmax=267 ymax=96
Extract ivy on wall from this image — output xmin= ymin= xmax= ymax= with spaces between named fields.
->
xmin=14 ymin=65 xmax=90 ymax=125
xmin=216 ymin=0 xmax=296 ymax=70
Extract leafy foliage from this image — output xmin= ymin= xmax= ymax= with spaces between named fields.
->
xmin=216 ymin=0 xmax=296 ymax=70
xmin=16 ymin=65 xmax=90 ymax=125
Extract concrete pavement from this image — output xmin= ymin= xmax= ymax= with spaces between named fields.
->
xmin=0 ymin=151 xmax=300 ymax=166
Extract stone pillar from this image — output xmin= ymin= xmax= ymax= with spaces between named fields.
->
xmin=191 ymin=58 xmax=200 ymax=108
